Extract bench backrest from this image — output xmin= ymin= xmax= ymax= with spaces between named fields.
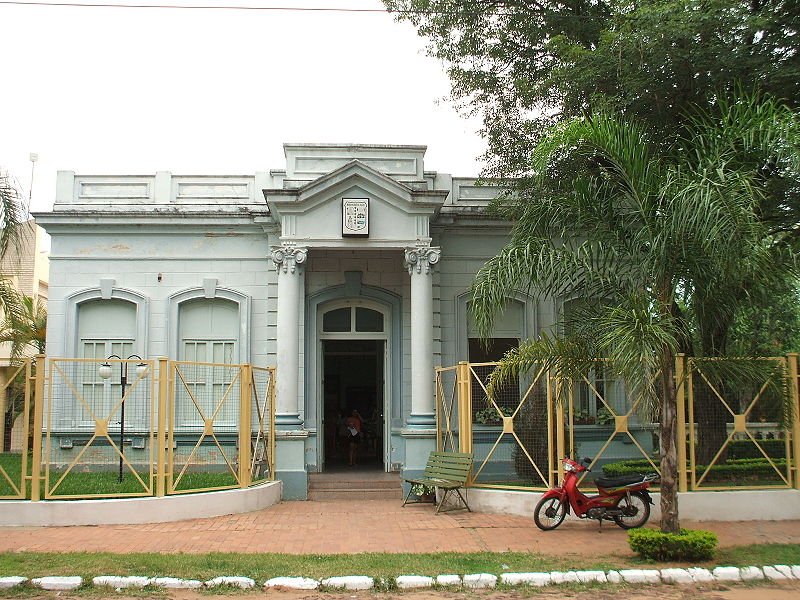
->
xmin=423 ymin=451 xmax=473 ymax=483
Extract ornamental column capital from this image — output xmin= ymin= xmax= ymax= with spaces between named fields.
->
xmin=404 ymin=243 xmax=441 ymax=275
xmin=271 ymin=244 xmax=308 ymax=274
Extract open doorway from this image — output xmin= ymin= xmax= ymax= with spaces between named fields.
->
xmin=322 ymin=339 xmax=384 ymax=470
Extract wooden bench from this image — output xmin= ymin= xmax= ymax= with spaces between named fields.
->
xmin=402 ymin=451 xmax=473 ymax=514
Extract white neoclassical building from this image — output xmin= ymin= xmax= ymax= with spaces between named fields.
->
xmin=36 ymin=143 xmax=560 ymax=498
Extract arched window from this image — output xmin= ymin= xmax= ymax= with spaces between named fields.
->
xmin=178 ymin=298 xmax=239 ymax=363
xmin=75 ymin=299 xmax=138 ymax=429
xmin=78 ymin=299 xmax=137 ymax=359
xmin=176 ymin=298 xmax=240 ymax=428
xmin=466 ymin=300 xmax=524 ymax=421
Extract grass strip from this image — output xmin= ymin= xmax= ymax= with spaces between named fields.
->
xmin=0 ymin=551 xmax=627 ymax=580
xmin=1 ymin=544 xmax=800 ymax=581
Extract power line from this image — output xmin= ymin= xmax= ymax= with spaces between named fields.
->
xmin=0 ymin=0 xmax=749 ymax=24
xmin=3 ymin=1 xmax=399 ymax=13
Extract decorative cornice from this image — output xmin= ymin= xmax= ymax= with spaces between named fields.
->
xmin=404 ymin=243 xmax=441 ymax=275
xmin=271 ymin=244 xmax=308 ymax=274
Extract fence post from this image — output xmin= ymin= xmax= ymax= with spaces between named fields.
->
xmin=30 ymin=354 xmax=45 ymax=502
xmin=788 ymin=353 xmax=800 ymax=491
xmin=456 ymin=361 xmax=472 ymax=456
xmin=675 ymin=353 xmax=688 ymax=493
xmin=238 ymin=363 xmax=252 ymax=488
xmin=553 ymin=370 xmax=566 ymax=485
xmin=156 ymin=357 xmax=168 ymax=497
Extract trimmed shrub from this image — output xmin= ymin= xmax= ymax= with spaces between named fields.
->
xmin=629 ymin=528 xmax=718 ymax=562
xmin=603 ymin=457 xmax=787 ymax=483
xmin=727 ymin=439 xmax=785 ymax=459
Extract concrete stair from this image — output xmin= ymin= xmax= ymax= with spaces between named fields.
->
xmin=308 ymin=471 xmax=402 ymax=501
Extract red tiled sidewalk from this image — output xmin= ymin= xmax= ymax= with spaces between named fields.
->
xmin=3 ymin=500 xmax=800 ymax=555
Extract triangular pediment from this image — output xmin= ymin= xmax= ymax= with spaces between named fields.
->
xmin=263 ymin=160 xmax=448 ymax=246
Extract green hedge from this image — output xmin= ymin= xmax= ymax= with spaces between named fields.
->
xmin=728 ymin=439 xmax=785 ymax=459
xmin=629 ymin=528 xmax=718 ymax=562
xmin=603 ymin=457 xmax=788 ymax=482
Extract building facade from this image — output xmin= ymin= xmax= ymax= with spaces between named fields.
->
xmin=36 ymin=144 xmax=561 ymax=498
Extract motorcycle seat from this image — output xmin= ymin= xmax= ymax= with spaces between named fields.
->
xmin=595 ymin=474 xmax=645 ymax=488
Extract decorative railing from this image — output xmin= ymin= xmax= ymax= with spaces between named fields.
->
xmin=436 ymin=354 xmax=800 ymax=492
xmin=0 ymin=357 xmax=275 ymax=501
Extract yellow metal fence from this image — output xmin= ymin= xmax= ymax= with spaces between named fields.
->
xmin=0 ymin=356 xmax=275 ymax=501
xmin=437 ymin=354 xmax=800 ymax=492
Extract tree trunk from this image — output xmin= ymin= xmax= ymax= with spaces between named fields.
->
xmin=659 ymin=347 xmax=680 ymax=533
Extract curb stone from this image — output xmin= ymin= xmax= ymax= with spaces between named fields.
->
xmin=31 ymin=576 xmax=83 ymax=591
xmin=152 ymin=577 xmax=203 ymax=589
xmin=713 ymin=566 xmax=741 ymax=581
xmin=396 ymin=575 xmax=434 ymax=589
xmin=264 ymin=577 xmax=320 ymax=590
xmin=436 ymin=574 xmax=461 ymax=586
xmin=463 ymin=573 xmax=497 ymax=588
xmin=740 ymin=566 xmax=765 ymax=581
xmin=576 ymin=570 xmax=607 ymax=583
xmin=205 ymin=576 xmax=255 ymax=589
xmin=320 ymin=576 xmax=373 ymax=590
xmin=500 ymin=572 xmax=551 ymax=586
xmin=0 ymin=577 xmax=27 ymax=589
xmin=93 ymin=575 xmax=150 ymax=588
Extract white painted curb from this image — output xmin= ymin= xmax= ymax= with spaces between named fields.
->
xmin=151 ymin=577 xmax=203 ymax=589
xmin=0 ymin=565 xmax=797 ymax=592
xmin=93 ymin=575 xmax=150 ymax=588
xmin=31 ymin=576 xmax=82 ymax=590
xmin=320 ymin=575 xmax=374 ymax=590
xmin=205 ymin=576 xmax=255 ymax=588
xmin=264 ymin=576 xmax=320 ymax=590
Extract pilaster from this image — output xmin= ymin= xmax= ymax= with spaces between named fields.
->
xmin=271 ymin=243 xmax=307 ymax=429
xmin=404 ymin=242 xmax=440 ymax=428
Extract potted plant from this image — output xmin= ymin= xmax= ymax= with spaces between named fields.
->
xmin=410 ymin=483 xmax=436 ymax=502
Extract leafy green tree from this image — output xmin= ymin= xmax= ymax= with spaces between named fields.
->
xmin=385 ymin=0 xmax=800 ymax=175
xmin=471 ymin=96 xmax=798 ymax=532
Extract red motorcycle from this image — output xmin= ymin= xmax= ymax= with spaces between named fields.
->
xmin=534 ymin=457 xmax=658 ymax=530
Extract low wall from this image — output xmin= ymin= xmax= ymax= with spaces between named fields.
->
xmin=0 ymin=481 xmax=282 ymax=527
xmin=467 ymin=487 xmax=800 ymax=522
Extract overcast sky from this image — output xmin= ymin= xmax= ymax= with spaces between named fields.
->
xmin=0 ymin=1 xmax=486 ymax=215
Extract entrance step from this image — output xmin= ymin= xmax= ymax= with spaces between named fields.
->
xmin=308 ymin=471 xmax=402 ymax=501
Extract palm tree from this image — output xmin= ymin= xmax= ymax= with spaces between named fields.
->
xmin=0 ymin=169 xmax=26 ymax=261
xmin=471 ymin=95 xmax=799 ymax=533
xmin=0 ymin=289 xmax=47 ymax=359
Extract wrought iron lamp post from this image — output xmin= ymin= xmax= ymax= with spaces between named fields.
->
xmin=98 ymin=355 xmax=149 ymax=483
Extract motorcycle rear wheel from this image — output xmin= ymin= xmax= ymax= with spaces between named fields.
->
xmin=613 ymin=492 xmax=650 ymax=529
xmin=534 ymin=496 xmax=567 ymax=531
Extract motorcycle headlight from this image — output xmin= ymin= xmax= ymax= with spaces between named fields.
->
xmin=563 ymin=461 xmax=576 ymax=472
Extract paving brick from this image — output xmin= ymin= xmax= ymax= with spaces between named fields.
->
xmin=1 ymin=498 xmax=800 ymax=558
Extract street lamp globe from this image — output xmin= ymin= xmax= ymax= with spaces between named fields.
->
xmin=98 ymin=363 xmax=113 ymax=380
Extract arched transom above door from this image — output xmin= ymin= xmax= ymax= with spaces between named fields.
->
xmin=319 ymin=301 xmax=388 ymax=338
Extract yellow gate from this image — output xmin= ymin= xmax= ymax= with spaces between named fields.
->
xmin=43 ymin=357 xmax=156 ymax=499
xmin=168 ymin=360 xmax=248 ymax=493
xmin=249 ymin=366 xmax=276 ymax=483
xmin=567 ymin=361 xmax=662 ymax=484
xmin=0 ymin=360 xmax=32 ymax=499
xmin=468 ymin=361 xmax=553 ymax=490
xmin=687 ymin=357 xmax=792 ymax=490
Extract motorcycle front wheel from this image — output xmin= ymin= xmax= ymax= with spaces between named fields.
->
xmin=533 ymin=496 xmax=567 ymax=531
xmin=613 ymin=492 xmax=650 ymax=529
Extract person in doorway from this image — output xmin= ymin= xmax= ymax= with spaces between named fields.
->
xmin=346 ymin=409 xmax=363 ymax=466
